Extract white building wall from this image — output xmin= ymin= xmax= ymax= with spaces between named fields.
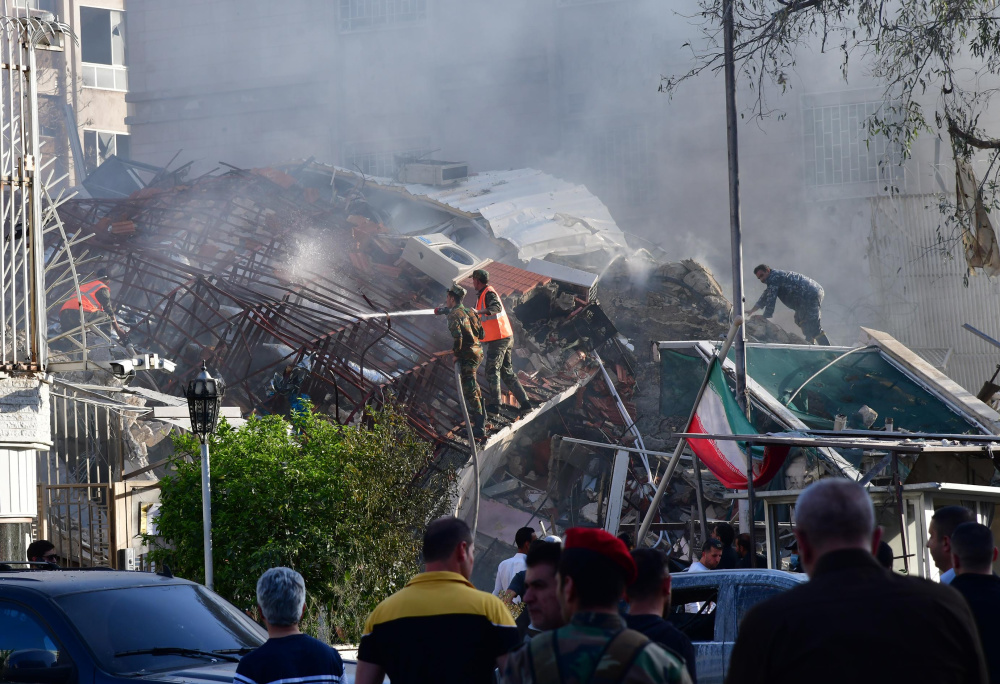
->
xmin=869 ymin=194 xmax=1000 ymax=394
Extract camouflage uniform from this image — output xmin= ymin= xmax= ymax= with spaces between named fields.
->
xmin=502 ymin=612 xmax=692 ymax=684
xmin=752 ymin=269 xmax=828 ymax=344
xmin=447 ymin=303 xmax=485 ymax=426
xmin=477 ymin=286 xmax=531 ymax=409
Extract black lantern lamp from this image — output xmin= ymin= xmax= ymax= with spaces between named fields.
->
xmin=184 ymin=361 xmax=225 ymax=591
xmin=185 ymin=362 xmax=225 ymax=441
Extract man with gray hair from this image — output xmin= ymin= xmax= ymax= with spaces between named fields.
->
xmin=726 ymin=479 xmax=987 ymax=684
xmin=234 ymin=567 xmax=344 ymax=684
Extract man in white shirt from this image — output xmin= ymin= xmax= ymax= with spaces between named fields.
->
xmin=494 ymin=527 xmax=536 ymax=599
xmin=684 ymin=538 xmax=723 ymax=613
xmin=927 ymin=506 xmax=974 ymax=584
xmin=686 ymin=538 xmax=723 ymax=572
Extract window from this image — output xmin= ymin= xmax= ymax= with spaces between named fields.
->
xmin=338 ymin=0 xmax=427 ymax=32
xmin=80 ymin=7 xmax=126 ymax=91
xmin=803 ymin=101 xmax=903 ymax=187
xmin=0 ymin=602 xmax=71 ymax=683
xmin=342 ymin=138 xmax=432 ymax=179
xmin=83 ymin=130 xmax=129 ymax=173
xmin=11 ymin=0 xmax=57 ymax=11
xmin=668 ymin=587 xmax=719 ymax=643
xmin=54 ymin=585 xmax=263 ymax=675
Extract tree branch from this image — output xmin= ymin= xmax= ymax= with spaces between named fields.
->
xmin=949 ymin=118 xmax=1000 ymax=150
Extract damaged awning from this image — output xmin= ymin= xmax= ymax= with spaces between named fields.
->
xmin=656 ymin=330 xmax=1000 ymax=485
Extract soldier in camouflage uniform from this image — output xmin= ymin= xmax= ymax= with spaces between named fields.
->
xmin=444 ymin=284 xmax=486 ymax=440
xmin=748 ymin=264 xmax=831 ymax=345
xmin=502 ymin=528 xmax=692 ymax=684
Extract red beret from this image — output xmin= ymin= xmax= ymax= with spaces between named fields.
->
xmin=564 ymin=527 xmax=637 ymax=584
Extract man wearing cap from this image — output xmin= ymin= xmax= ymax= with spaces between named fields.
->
xmin=471 ymin=269 xmax=534 ymax=418
xmin=502 ymin=528 xmax=691 ymax=684
xmin=444 ymin=284 xmax=486 ymax=440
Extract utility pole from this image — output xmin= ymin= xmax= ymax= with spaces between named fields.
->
xmin=723 ymin=0 xmax=756 ymax=566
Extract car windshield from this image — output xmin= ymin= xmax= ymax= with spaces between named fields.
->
xmin=54 ymin=583 xmax=265 ymax=674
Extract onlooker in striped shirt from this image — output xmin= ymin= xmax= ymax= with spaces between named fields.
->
xmin=234 ymin=567 xmax=343 ymax=684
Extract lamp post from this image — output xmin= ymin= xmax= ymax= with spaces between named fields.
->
xmin=185 ymin=361 xmax=224 ymax=590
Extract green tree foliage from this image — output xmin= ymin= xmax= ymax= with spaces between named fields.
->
xmin=148 ymin=403 xmax=455 ymax=642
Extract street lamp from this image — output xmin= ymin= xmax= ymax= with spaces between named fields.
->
xmin=185 ymin=361 xmax=225 ymax=590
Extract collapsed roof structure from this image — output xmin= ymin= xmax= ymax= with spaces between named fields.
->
xmin=49 ymin=158 xmax=666 ymax=572
xmin=654 ymin=327 xmax=1000 ymax=573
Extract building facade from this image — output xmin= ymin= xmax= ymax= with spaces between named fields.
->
xmin=16 ymin=0 xmax=128 ymax=189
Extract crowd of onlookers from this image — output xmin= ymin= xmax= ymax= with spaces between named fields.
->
xmin=227 ymin=479 xmax=1000 ymax=684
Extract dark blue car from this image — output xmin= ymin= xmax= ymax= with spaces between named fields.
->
xmin=0 ymin=569 xmax=268 ymax=684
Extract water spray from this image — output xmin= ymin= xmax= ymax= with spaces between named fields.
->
xmin=356 ymin=308 xmax=439 ymax=320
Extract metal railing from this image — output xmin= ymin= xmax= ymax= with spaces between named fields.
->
xmin=37 ymin=482 xmax=112 ymax=567
xmin=0 ymin=12 xmax=69 ymax=370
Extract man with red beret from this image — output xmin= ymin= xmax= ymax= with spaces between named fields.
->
xmin=502 ymin=528 xmax=691 ymax=684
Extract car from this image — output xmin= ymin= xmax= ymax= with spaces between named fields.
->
xmin=0 ymin=567 xmax=362 ymax=684
xmin=668 ymin=569 xmax=807 ymax=684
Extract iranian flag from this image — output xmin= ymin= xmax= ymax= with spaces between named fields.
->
xmin=686 ymin=359 xmax=789 ymax=489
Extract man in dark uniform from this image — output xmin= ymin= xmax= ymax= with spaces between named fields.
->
xmin=747 ymin=264 xmax=830 ymax=345
xmin=471 ymin=269 xmax=534 ymax=417
xmin=727 ymin=479 xmax=987 ymax=684
xmin=445 ymin=284 xmax=486 ymax=441
xmin=502 ymin=528 xmax=691 ymax=684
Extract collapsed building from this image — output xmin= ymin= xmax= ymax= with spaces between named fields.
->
xmin=50 ymin=153 xmax=999 ymax=581
xmin=45 ymin=158 xmax=690 ymax=574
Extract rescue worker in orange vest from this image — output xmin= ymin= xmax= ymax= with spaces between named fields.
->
xmin=471 ymin=268 xmax=534 ymax=418
xmin=59 ymin=268 xmax=129 ymax=345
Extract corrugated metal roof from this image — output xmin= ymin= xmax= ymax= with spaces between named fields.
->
xmin=338 ymin=166 xmax=629 ymax=262
xmin=459 ymin=261 xmax=551 ymax=300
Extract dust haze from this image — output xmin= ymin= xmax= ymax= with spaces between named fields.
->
xmin=124 ymin=0 xmax=941 ymax=344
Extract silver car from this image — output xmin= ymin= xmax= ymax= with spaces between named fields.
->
xmin=668 ymin=569 xmax=807 ymax=684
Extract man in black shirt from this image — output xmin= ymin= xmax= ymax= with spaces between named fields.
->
xmin=235 ymin=567 xmax=344 ymax=684
xmin=735 ymin=533 xmax=767 ymax=569
xmin=713 ymin=523 xmax=738 ymax=570
xmin=625 ymin=548 xmax=697 ymax=684
xmin=949 ymin=522 xmax=1000 ymax=684
xmin=727 ymin=479 xmax=986 ymax=684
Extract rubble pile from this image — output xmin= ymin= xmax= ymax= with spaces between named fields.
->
xmin=53 ymin=155 xmax=814 ymax=561
xmin=597 ymin=255 xmax=805 ymax=356
xmin=54 ymin=161 xmax=642 ymax=495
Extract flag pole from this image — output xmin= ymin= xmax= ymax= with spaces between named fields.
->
xmin=638 ymin=318 xmax=743 ymax=547
xmin=723 ymin=0 xmax=755 ymax=565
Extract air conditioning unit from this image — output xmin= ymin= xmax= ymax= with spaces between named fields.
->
xmin=398 ymin=161 xmax=469 ymax=186
xmin=117 ymin=548 xmax=136 ymax=571
xmin=401 ymin=234 xmax=489 ymax=288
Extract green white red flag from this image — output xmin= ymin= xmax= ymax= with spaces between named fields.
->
xmin=686 ymin=359 xmax=789 ymax=489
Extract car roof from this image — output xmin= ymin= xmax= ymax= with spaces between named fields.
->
xmin=671 ymin=568 xmax=808 ymax=586
xmin=0 ymin=569 xmax=198 ymax=596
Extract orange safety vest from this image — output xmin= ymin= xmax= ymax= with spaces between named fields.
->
xmin=476 ymin=285 xmax=513 ymax=342
xmin=60 ymin=280 xmax=109 ymax=313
